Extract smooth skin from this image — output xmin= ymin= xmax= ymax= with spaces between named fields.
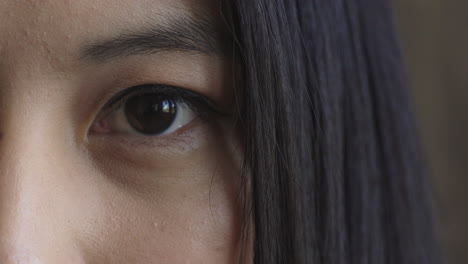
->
xmin=0 ymin=0 xmax=244 ymax=263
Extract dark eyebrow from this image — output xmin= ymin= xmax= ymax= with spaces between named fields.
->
xmin=80 ymin=13 xmax=231 ymax=62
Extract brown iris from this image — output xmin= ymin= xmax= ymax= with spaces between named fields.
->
xmin=124 ymin=94 xmax=177 ymax=135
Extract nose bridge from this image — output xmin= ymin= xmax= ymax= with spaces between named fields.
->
xmin=0 ymin=101 xmax=77 ymax=263
xmin=0 ymin=125 xmax=54 ymax=228
xmin=0 ymin=161 xmax=47 ymax=263
xmin=0 ymin=119 xmax=54 ymax=258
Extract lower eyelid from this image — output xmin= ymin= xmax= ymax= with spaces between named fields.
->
xmin=90 ymin=116 xmax=205 ymax=149
xmin=87 ymin=121 xmax=207 ymax=171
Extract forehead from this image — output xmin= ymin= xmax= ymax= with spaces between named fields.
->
xmin=0 ymin=0 xmax=217 ymax=29
xmin=0 ymin=0 xmax=219 ymax=71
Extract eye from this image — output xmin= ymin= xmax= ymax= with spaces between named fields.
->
xmin=91 ymin=84 xmax=219 ymax=137
xmin=118 ymin=94 xmax=194 ymax=135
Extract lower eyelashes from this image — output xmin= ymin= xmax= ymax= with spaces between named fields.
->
xmin=87 ymin=115 xmax=211 ymax=172
xmin=92 ymin=94 xmax=197 ymax=136
xmin=89 ymin=84 xmax=220 ymax=137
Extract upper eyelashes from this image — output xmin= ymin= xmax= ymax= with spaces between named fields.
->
xmin=90 ymin=84 xmax=220 ymax=137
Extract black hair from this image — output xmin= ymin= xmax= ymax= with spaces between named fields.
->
xmin=222 ymin=0 xmax=441 ymax=263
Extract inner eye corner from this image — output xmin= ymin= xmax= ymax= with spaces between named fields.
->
xmin=89 ymin=83 xmax=219 ymax=139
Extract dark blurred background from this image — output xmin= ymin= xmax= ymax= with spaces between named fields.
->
xmin=393 ymin=0 xmax=467 ymax=263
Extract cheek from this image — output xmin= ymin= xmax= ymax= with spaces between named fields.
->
xmin=87 ymin=181 xmax=240 ymax=263
xmin=72 ymin=123 xmax=244 ymax=263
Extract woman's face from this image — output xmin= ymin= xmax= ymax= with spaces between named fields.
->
xmin=0 ymin=0 xmax=244 ymax=263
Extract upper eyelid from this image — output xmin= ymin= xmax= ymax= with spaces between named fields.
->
xmin=108 ymin=84 xmax=220 ymax=111
xmin=97 ymin=84 xmax=225 ymax=121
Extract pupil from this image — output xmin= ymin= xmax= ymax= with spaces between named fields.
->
xmin=124 ymin=94 xmax=177 ymax=135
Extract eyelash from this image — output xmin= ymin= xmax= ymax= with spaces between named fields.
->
xmin=96 ymin=83 xmax=221 ymax=126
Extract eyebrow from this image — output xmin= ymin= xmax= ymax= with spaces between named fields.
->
xmin=80 ymin=13 xmax=231 ymax=62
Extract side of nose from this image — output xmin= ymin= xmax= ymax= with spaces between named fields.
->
xmin=0 ymin=112 xmax=85 ymax=263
